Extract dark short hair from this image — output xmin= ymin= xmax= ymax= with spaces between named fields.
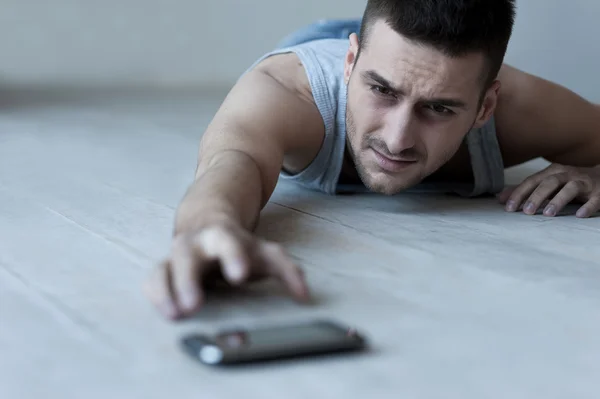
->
xmin=358 ymin=0 xmax=516 ymax=91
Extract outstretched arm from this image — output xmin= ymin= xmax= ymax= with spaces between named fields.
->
xmin=146 ymin=53 xmax=325 ymax=319
xmin=176 ymin=55 xmax=323 ymax=234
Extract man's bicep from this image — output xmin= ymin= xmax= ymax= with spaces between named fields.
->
xmin=198 ymin=59 xmax=325 ymax=189
xmin=495 ymin=64 xmax=600 ymax=167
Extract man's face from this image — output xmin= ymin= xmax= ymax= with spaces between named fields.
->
xmin=344 ymin=20 xmax=499 ymax=195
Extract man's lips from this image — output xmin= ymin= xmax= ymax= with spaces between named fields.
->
xmin=370 ymin=148 xmax=417 ymax=172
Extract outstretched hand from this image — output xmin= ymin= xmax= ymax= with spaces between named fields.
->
xmin=498 ymin=163 xmax=600 ymax=218
xmin=144 ymin=221 xmax=310 ymax=320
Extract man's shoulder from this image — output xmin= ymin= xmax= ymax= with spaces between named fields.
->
xmin=252 ymin=52 xmax=315 ymax=106
xmin=246 ymin=39 xmax=348 ymax=85
xmin=244 ymin=40 xmax=350 ymax=194
xmin=288 ymin=39 xmax=349 ymax=79
xmin=247 ymin=38 xmax=348 ymax=118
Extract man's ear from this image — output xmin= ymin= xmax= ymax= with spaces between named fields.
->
xmin=344 ymin=33 xmax=360 ymax=85
xmin=473 ymin=80 xmax=501 ymax=128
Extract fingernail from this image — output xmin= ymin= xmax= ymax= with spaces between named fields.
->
xmin=544 ymin=204 xmax=556 ymax=216
xmin=300 ymin=284 xmax=311 ymax=302
xmin=524 ymin=202 xmax=535 ymax=213
xmin=162 ymin=303 xmax=179 ymax=319
xmin=181 ymin=291 xmax=198 ymax=311
xmin=227 ymin=261 xmax=246 ymax=283
xmin=576 ymin=208 xmax=587 ymax=218
xmin=506 ymin=200 xmax=516 ymax=211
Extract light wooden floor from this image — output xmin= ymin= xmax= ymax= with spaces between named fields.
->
xmin=1 ymin=87 xmax=599 ymax=399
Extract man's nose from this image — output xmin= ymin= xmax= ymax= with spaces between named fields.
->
xmin=380 ymin=105 xmax=417 ymax=155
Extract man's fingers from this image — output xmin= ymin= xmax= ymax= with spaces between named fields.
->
xmin=170 ymin=237 xmax=205 ymax=315
xmin=260 ymin=243 xmax=310 ymax=301
xmin=144 ymin=260 xmax=180 ymax=320
xmin=505 ymin=173 xmax=548 ymax=212
xmin=576 ymin=195 xmax=600 ymax=218
xmin=522 ymin=174 xmax=565 ymax=215
xmin=196 ymin=228 xmax=251 ymax=286
xmin=541 ymin=181 xmax=581 ymax=217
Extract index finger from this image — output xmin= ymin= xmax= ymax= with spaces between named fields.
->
xmin=195 ymin=228 xmax=252 ymax=285
xmin=505 ymin=173 xmax=555 ymax=212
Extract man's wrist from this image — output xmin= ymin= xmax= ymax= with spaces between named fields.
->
xmin=173 ymin=205 xmax=240 ymax=237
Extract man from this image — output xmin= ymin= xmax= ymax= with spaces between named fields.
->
xmin=145 ymin=0 xmax=600 ymax=320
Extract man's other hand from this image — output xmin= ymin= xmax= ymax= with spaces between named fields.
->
xmin=498 ymin=163 xmax=600 ymax=218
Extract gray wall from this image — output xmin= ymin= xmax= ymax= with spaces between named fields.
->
xmin=1 ymin=0 xmax=598 ymax=101
xmin=504 ymin=0 xmax=599 ymax=102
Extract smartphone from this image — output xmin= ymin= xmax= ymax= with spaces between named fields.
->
xmin=180 ymin=319 xmax=367 ymax=366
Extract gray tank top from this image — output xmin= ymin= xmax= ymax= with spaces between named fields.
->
xmin=246 ymin=39 xmax=505 ymax=197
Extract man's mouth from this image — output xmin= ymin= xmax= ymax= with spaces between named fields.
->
xmin=370 ymin=148 xmax=417 ymax=173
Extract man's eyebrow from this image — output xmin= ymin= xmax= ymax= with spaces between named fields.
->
xmin=362 ymin=69 xmax=468 ymax=109
xmin=426 ymin=97 xmax=468 ymax=109
xmin=362 ymin=70 xmax=400 ymax=93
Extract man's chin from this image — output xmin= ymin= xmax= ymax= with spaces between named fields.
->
xmin=354 ymin=159 xmax=425 ymax=195
xmin=360 ymin=174 xmax=422 ymax=195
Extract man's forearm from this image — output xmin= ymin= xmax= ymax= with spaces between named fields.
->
xmin=174 ymin=150 xmax=265 ymax=236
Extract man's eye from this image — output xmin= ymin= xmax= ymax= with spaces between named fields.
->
xmin=428 ymin=104 xmax=453 ymax=114
xmin=371 ymin=85 xmax=393 ymax=96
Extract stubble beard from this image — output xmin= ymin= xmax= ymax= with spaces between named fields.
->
xmin=345 ymin=106 xmax=427 ymax=195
